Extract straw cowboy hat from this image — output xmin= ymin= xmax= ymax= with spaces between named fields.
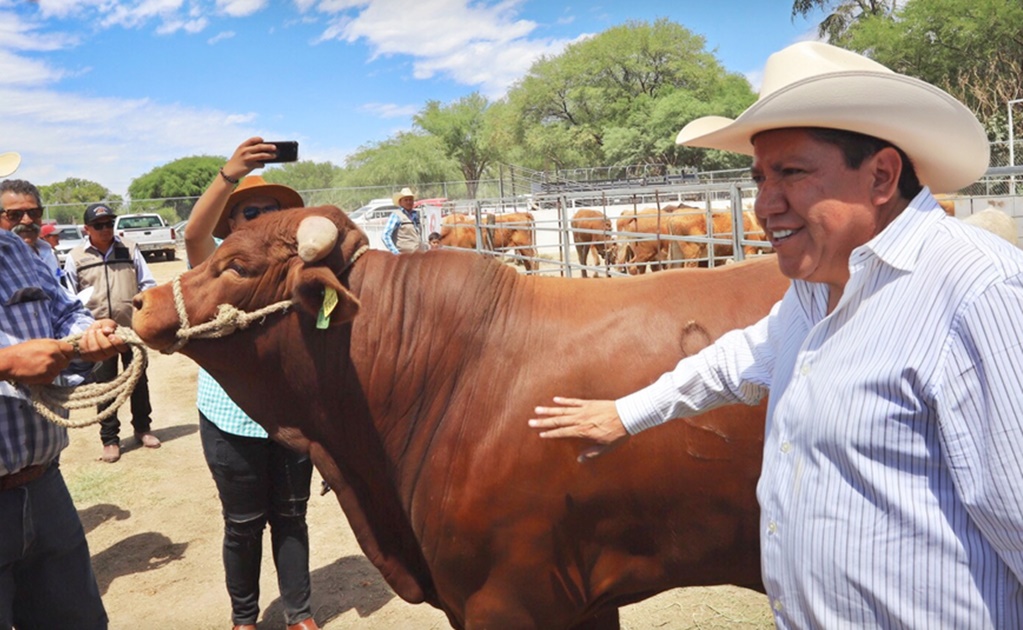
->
xmin=0 ymin=152 xmax=21 ymax=178
xmin=213 ymin=175 xmax=304 ymax=239
xmin=675 ymin=41 xmax=989 ymax=194
xmin=392 ymin=187 xmax=416 ymax=206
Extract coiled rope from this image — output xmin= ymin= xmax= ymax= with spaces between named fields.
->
xmin=29 ymin=326 xmax=147 ymax=428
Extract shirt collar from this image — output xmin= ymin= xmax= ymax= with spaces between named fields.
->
xmin=850 ymin=187 xmax=943 ymax=273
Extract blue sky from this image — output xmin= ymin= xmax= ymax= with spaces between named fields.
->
xmin=0 ymin=0 xmax=825 ymax=197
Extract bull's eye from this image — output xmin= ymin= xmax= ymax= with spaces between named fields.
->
xmin=227 ymin=261 xmax=249 ymax=277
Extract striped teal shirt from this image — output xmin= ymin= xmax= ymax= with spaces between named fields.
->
xmin=618 ymin=189 xmax=1023 ymax=628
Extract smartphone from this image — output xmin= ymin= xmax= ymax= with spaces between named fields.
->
xmin=263 ymin=141 xmax=299 ymax=163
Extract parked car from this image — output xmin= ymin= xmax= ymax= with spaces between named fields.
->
xmin=51 ymin=224 xmax=86 ymax=265
xmin=349 ymin=199 xmax=401 ymax=250
xmin=114 ymin=213 xmax=177 ymax=261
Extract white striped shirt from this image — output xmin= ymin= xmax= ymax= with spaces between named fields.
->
xmin=617 ymin=189 xmax=1023 ymax=628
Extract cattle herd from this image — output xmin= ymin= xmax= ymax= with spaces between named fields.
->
xmin=437 ymin=204 xmax=773 ymax=276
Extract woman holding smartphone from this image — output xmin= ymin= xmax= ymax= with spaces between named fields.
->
xmin=184 ymin=137 xmax=318 ymax=630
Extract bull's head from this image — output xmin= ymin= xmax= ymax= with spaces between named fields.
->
xmin=133 ymin=206 xmax=370 ymax=355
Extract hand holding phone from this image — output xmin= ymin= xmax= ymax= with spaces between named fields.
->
xmin=263 ymin=141 xmax=298 ymax=163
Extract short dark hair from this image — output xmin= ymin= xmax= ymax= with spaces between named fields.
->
xmin=805 ymin=128 xmax=922 ymax=200
xmin=428 ymin=232 xmax=441 ymax=241
xmin=0 ymin=179 xmax=43 ymax=206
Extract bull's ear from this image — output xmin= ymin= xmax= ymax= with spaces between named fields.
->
xmin=290 ymin=266 xmax=361 ymax=327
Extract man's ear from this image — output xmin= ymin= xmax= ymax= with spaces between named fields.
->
xmin=870 ymin=146 xmax=903 ymax=206
xmin=289 ymin=266 xmax=361 ymax=327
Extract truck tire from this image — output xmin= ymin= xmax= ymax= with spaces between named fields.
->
xmin=166 ymin=250 xmax=176 ymax=261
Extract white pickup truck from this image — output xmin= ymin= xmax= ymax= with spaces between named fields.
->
xmin=114 ymin=213 xmax=177 ymax=261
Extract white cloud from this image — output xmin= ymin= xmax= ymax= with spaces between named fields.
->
xmin=313 ymin=0 xmax=577 ymax=96
xmin=216 ymin=0 xmax=269 ymax=18
xmin=0 ymin=85 xmax=273 ymax=196
xmin=207 ymin=30 xmax=236 ymax=44
xmin=0 ymin=49 xmax=70 ymax=86
xmin=358 ymin=102 xmax=419 ymax=118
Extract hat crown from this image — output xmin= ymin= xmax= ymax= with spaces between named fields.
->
xmin=760 ymin=41 xmax=893 ymax=97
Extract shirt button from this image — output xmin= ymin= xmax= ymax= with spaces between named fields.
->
xmin=800 ymin=363 xmax=811 ymax=375
xmin=780 ymin=441 xmax=792 ymax=454
xmin=767 ymin=521 xmax=778 ymax=535
xmin=773 ymin=599 xmax=784 ymax=612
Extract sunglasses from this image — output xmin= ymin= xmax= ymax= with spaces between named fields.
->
xmin=236 ymin=204 xmax=281 ymax=221
xmin=2 ymin=207 xmax=44 ymax=222
xmin=89 ymin=221 xmax=115 ymax=230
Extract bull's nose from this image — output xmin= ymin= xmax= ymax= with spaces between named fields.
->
xmin=132 ymin=292 xmax=145 ymax=310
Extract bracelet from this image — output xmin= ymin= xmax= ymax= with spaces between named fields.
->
xmin=219 ymin=167 xmax=239 ymax=185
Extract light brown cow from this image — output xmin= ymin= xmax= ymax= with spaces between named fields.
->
xmin=613 ymin=206 xmax=689 ymax=274
xmin=486 ymin=212 xmax=538 ymax=272
xmin=665 ymin=211 xmax=769 ymax=268
xmin=440 ymin=212 xmax=538 ymax=272
xmin=570 ymin=209 xmax=613 ymax=278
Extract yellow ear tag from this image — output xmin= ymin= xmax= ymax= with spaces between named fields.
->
xmin=316 ymin=287 xmax=339 ymax=330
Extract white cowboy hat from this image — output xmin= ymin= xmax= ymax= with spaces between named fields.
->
xmin=392 ymin=187 xmax=416 ymax=205
xmin=675 ymin=41 xmax=989 ymax=194
xmin=0 ymin=152 xmax=21 ymax=178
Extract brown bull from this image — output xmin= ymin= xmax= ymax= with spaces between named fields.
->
xmin=486 ymin=211 xmax=538 ymax=272
xmin=439 ymin=212 xmax=537 ymax=272
xmin=614 ymin=206 xmax=687 ymax=274
xmin=570 ymin=209 xmax=613 ymax=278
xmin=665 ymin=211 xmax=769 ymax=268
xmin=132 ymin=206 xmax=790 ymax=630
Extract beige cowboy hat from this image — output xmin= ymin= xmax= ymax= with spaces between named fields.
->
xmin=213 ymin=175 xmax=305 ymax=239
xmin=392 ymin=187 xmax=416 ymax=206
xmin=0 ymin=152 xmax=21 ymax=178
xmin=675 ymin=41 xmax=989 ymax=194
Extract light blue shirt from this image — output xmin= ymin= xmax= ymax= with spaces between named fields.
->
xmin=0 ymin=231 xmax=95 ymax=475
xmin=192 ymin=238 xmax=267 ymax=438
xmin=618 ymin=189 xmax=1023 ymax=628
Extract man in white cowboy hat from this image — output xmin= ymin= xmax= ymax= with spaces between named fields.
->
xmin=382 ymin=186 xmax=426 ymax=254
xmin=530 ymin=42 xmax=1023 ymax=627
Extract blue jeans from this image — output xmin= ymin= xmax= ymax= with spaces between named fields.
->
xmin=0 ymin=464 xmax=107 ymax=629
xmin=199 ymin=413 xmax=314 ymax=626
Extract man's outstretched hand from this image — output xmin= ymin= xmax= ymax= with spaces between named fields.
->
xmin=529 ymin=396 xmax=630 ymax=462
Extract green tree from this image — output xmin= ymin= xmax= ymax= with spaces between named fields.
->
xmin=339 ymin=132 xmax=460 ymax=207
xmin=415 ymin=92 xmax=502 ymax=199
xmin=506 ymin=18 xmax=756 ymax=172
xmin=840 ymin=0 xmax=1023 ymax=140
xmin=791 ymin=0 xmax=898 ymax=43
xmin=262 ymin=160 xmax=346 ymax=206
xmin=40 ymin=178 xmax=122 ymax=224
xmin=128 ymin=155 xmax=224 ymax=219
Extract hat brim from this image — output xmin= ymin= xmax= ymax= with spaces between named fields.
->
xmin=213 ymin=183 xmax=305 ymax=239
xmin=676 ymin=71 xmax=989 ymax=194
xmin=0 ymin=152 xmax=21 ymax=178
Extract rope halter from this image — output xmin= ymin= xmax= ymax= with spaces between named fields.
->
xmin=163 ymin=243 xmax=370 ymax=354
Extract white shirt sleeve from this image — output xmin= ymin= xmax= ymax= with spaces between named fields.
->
xmin=616 ymin=300 xmax=781 ymax=434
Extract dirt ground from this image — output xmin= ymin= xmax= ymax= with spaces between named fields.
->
xmin=58 ymin=255 xmax=774 ymax=630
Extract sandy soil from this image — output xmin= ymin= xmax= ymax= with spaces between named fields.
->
xmin=58 ymin=255 xmax=773 ymax=630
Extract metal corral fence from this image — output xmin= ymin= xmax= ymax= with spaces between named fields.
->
xmin=402 ymin=181 xmax=771 ymax=277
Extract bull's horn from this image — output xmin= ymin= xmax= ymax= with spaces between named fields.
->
xmin=297 ymin=216 xmax=338 ymax=263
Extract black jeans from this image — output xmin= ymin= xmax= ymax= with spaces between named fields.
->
xmin=0 ymin=464 xmax=108 ymax=629
xmin=199 ymin=413 xmax=314 ymax=626
xmin=97 ymin=350 xmax=152 ymax=446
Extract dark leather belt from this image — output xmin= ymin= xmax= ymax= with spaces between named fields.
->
xmin=0 ymin=463 xmax=49 ymax=491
